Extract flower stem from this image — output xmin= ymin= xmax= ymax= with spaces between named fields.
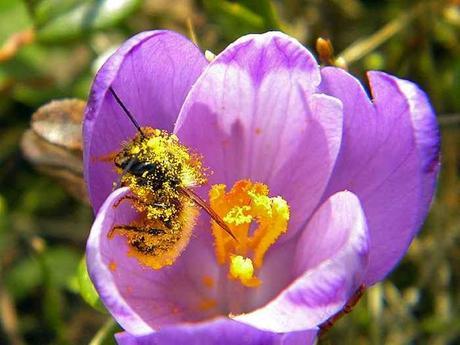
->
xmin=89 ymin=318 xmax=117 ymax=345
xmin=338 ymin=2 xmax=428 ymax=65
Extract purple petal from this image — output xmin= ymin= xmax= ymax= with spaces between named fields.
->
xmin=319 ymin=68 xmax=440 ymax=284
xmin=371 ymin=72 xmax=440 ymax=220
xmin=115 ymin=318 xmax=318 ymax=345
xmin=235 ymin=191 xmax=369 ymax=332
xmin=86 ymin=188 xmax=222 ymax=335
xmin=84 ymin=30 xmax=207 ymax=211
xmin=175 ymin=32 xmax=342 ymax=238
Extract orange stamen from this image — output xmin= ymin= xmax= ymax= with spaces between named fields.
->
xmin=209 ymin=180 xmax=290 ymax=287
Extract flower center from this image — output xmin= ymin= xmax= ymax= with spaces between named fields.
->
xmin=209 ymin=180 xmax=290 ymax=287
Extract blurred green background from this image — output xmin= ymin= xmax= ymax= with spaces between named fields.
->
xmin=0 ymin=0 xmax=459 ymax=344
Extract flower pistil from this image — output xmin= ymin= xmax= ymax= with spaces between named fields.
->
xmin=209 ymin=180 xmax=290 ymax=287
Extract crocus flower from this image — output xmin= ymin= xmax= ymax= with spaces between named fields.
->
xmin=84 ymin=30 xmax=440 ymax=344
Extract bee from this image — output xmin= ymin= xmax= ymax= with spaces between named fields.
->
xmin=108 ymin=87 xmax=235 ymax=269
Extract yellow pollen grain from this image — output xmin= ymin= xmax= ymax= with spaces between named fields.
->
xmin=146 ymin=137 xmax=159 ymax=148
xmin=223 ymin=206 xmax=252 ymax=225
xmin=130 ymin=146 xmax=140 ymax=154
xmin=229 ymin=255 xmax=261 ymax=287
xmin=273 ymin=197 xmax=290 ymax=219
xmin=248 ymin=190 xmax=272 ymax=217
xmin=230 ymin=255 xmax=253 ymax=280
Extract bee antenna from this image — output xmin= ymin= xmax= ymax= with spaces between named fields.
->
xmin=178 ymin=187 xmax=239 ymax=243
xmin=108 ymin=86 xmax=146 ymax=138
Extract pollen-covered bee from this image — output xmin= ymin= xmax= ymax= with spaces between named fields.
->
xmin=108 ymin=87 xmax=235 ymax=269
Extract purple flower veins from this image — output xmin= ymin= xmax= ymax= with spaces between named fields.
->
xmin=83 ymin=31 xmax=440 ymax=344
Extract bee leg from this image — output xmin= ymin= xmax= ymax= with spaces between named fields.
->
xmin=113 ymin=195 xmax=145 ymax=208
xmin=108 ymin=225 xmax=165 ymax=238
xmin=130 ymin=236 xmax=157 ymax=255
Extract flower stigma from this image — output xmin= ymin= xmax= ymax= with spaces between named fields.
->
xmin=209 ymin=180 xmax=290 ymax=288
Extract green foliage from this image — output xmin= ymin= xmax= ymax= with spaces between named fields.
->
xmin=76 ymin=256 xmax=106 ymax=313
xmin=202 ymin=0 xmax=281 ymax=43
xmin=35 ymin=0 xmax=141 ymax=43
xmin=0 ymin=0 xmax=32 ymax=42
xmin=5 ymin=256 xmax=41 ymax=300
